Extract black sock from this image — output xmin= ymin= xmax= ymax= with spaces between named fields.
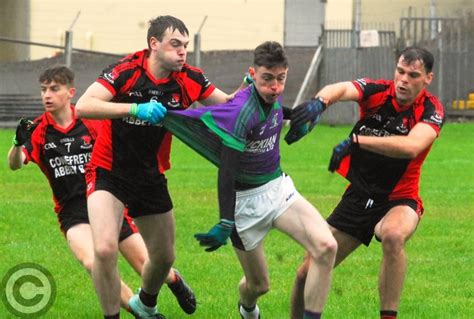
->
xmin=241 ymin=304 xmax=256 ymax=312
xmin=303 ymin=310 xmax=321 ymax=319
xmin=104 ymin=314 xmax=119 ymax=319
xmin=139 ymin=288 xmax=158 ymax=308
xmin=380 ymin=310 xmax=398 ymax=318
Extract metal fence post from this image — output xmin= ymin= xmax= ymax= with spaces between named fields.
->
xmin=194 ymin=33 xmax=201 ymax=68
xmin=194 ymin=15 xmax=208 ymax=68
xmin=64 ymin=31 xmax=73 ymax=67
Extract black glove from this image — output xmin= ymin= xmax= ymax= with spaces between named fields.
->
xmin=290 ymin=97 xmax=327 ymax=128
xmin=13 ymin=118 xmax=37 ymax=146
xmin=284 ymin=97 xmax=327 ymax=145
xmin=328 ymin=134 xmax=359 ymax=172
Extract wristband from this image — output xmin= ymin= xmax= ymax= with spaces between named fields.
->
xmin=129 ymin=103 xmax=138 ymax=116
xmin=315 ymin=96 xmax=329 ymax=109
xmin=352 ymin=133 xmax=360 ymax=147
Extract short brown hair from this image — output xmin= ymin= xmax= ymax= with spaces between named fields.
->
xmin=39 ymin=65 xmax=75 ymax=87
xmin=253 ymin=41 xmax=288 ymax=69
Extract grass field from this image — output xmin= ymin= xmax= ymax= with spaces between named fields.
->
xmin=1 ymin=123 xmax=473 ymax=318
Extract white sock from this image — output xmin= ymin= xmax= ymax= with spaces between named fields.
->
xmin=240 ymin=304 xmax=260 ymax=319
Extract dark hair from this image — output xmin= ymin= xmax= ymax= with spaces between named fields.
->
xmin=398 ymin=46 xmax=434 ymax=73
xmin=253 ymin=41 xmax=288 ymax=69
xmin=147 ymin=15 xmax=189 ymax=46
xmin=39 ymin=65 xmax=74 ymax=86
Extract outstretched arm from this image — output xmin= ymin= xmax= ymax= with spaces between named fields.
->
xmin=75 ymin=82 xmax=129 ymax=119
xmin=358 ymin=122 xmax=437 ymax=158
xmin=312 ymin=81 xmax=360 ymax=107
xmin=285 ymin=81 xmax=360 ymax=144
xmin=329 ymin=123 xmax=438 ymax=172
xmin=194 ymin=145 xmax=240 ymax=252
xmin=76 ymin=82 xmax=167 ymax=124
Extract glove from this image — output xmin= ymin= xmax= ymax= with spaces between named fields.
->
xmin=284 ymin=122 xmax=311 ymax=145
xmin=291 ymin=97 xmax=326 ymax=128
xmin=13 ymin=118 xmax=37 ymax=146
xmin=194 ymin=219 xmax=235 ymax=252
xmin=243 ymin=72 xmax=254 ymax=85
xmin=129 ymin=101 xmax=167 ymax=125
xmin=284 ymin=98 xmax=327 ymax=145
xmin=328 ymin=134 xmax=359 ymax=172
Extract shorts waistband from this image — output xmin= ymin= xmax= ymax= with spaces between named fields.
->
xmin=236 ymin=174 xmax=284 ymax=198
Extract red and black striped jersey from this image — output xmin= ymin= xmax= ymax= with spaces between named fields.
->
xmin=336 ymin=78 xmax=445 ymax=201
xmin=23 ymin=106 xmax=102 ymax=213
xmin=90 ymin=49 xmax=216 ymax=182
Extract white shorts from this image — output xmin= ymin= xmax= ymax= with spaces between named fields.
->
xmin=233 ymin=174 xmax=301 ymax=251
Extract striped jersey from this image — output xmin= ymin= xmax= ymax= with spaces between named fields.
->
xmin=338 ymin=78 xmax=445 ymax=201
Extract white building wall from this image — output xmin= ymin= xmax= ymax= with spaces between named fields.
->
xmin=284 ymin=0 xmax=326 ymax=46
xmin=30 ymin=0 xmax=285 ymax=59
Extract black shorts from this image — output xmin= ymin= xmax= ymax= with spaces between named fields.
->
xmin=327 ymin=186 xmax=423 ymax=246
xmin=87 ymin=166 xmax=173 ymax=218
xmin=58 ymin=196 xmax=137 ymax=242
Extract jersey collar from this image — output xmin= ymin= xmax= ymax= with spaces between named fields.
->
xmin=44 ymin=105 xmax=77 ymax=133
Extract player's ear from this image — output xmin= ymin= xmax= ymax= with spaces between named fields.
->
xmin=68 ymin=87 xmax=76 ymax=98
xmin=149 ymin=36 xmax=159 ymax=50
xmin=248 ymin=67 xmax=255 ymax=80
xmin=424 ymin=72 xmax=433 ymax=86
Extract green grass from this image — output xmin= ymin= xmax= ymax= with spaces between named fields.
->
xmin=1 ymin=123 xmax=473 ymax=318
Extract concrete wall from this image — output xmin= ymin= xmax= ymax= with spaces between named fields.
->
xmin=0 ymin=0 xmax=30 ymax=61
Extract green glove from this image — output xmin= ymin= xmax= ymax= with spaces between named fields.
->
xmin=194 ymin=219 xmax=235 ymax=252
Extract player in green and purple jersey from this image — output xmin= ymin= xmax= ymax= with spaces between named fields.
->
xmin=163 ymin=41 xmax=337 ymax=319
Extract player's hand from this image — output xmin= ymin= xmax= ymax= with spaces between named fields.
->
xmin=284 ymin=98 xmax=327 ymax=145
xmin=290 ymin=97 xmax=326 ymax=128
xmin=328 ymin=134 xmax=358 ymax=172
xmin=129 ymin=101 xmax=167 ymax=125
xmin=13 ymin=118 xmax=37 ymax=146
xmin=194 ymin=219 xmax=235 ymax=252
xmin=284 ymin=123 xmax=311 ymax=145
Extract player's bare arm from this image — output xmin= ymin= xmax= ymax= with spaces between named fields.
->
xmin=358 ymin=122 xmax=438 ymax=158
xmin=314 ymin=81 xmax=360 ymax=106
xmin=75 ymin=82 xmax=132 ymax=119
xmin=7 ymin=146 xmax=26 ymax=170
xmin=200 ymin=87 xmax=233 ymax=105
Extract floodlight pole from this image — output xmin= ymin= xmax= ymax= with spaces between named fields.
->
xmin=194 ymin=15 xmax=208 ymax=68
xmin=64 ymin=11 xmax=81 ymax=67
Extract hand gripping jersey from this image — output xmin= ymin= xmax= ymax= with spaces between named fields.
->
xmin=163 ymin=85 xmax=283 ymax=185
xmin=90 ymin=49 xmax=215 ymax=183
xmin=23 ymin=107 xmax=102 ymax=213
xmin=338 ymin=78 xmax=445 ymax=201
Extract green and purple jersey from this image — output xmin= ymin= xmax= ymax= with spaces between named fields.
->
xmin=163 ymin=85 xmax=283 ymax=185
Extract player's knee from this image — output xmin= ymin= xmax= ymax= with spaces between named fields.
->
xmin=380 ymin=228 xmax=406 ymax=253
xmin=311 ymin=236 xmax=338 ymax=265
xmin=148 ymin=250 xmax=175 ymax=268
xmin=94 ymin=242 xmax=119 ymax=262
xmin=247 ymin=278 xmax=270 ymax=297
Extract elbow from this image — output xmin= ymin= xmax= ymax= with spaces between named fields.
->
xmin=404 ymin=151 xmax=418 ymax=159
xmin=403 ymin=145 xmax=423 ymax=159
xmin=9 ymin=162 xmax=21 ymax=170
xmin=74 ymin=101 xmax=86 ymax=118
